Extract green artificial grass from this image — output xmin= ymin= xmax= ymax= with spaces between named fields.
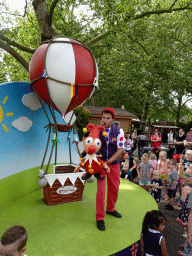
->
xmin=0 ymin=179 xmax=158 ymax=256
xmin=0 ymin=164 xmax=56 ymax=206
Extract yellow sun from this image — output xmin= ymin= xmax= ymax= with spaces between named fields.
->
xmin=0 ymin=96 xmax=14 ymax=132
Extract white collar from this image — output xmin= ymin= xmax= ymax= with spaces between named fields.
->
xmin=148 ymin=228 xmax=160 ymax=233
xmin=84 ymin=153 xmax=98 ymax=165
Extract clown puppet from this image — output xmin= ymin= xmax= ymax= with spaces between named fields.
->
xmin=74 ymin=123 xmax=110 ymax=180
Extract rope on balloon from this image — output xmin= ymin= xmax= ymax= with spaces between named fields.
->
xmin=30 ymin=36 xmax=98 ymax=175
xmin=30 ymin=78 xmax=97 ymax=175
xmin=40 ymin=36 xmax=95 ymax=58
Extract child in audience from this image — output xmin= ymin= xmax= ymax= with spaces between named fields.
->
xmin=177 ymin=166 xmax=192 ymax=255
xmin=150 ymin=171 xmax=164 ymax=206
xmin=158 ymin=151 xmax=169 ymax=201
xmin=165 ymin=159 xmax=179 ymax=210
xmin=149 ymin=153 xmax=158 ymax=170
xmin=181 ymin=150 xmax=192 ymax=172
xmin=121 ymin=152 xmax=137 ymax=181
xmin=178 ymin=166 xmax=192 ymax=210
xmin=178 ymin=154 xmax=185 ymax=198
xmin=121 ymin=152 xmax=131 ymax=178
xmin=137 ymin=153 xmax=155 ymax=192
xmin=140 ymin=210 xmax=168 ymax=256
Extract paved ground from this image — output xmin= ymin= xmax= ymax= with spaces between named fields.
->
xmin=130 ymin=149 xmax=185 ymax=256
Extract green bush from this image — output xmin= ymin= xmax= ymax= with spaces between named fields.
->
xmin=74 ymin=107 xmax=90 ymax=141
xmin=177 ymin=121 xmax=192 ymax=133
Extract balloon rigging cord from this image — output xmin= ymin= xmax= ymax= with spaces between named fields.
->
xmin=30 ymin=36 xmax=98 ymax=175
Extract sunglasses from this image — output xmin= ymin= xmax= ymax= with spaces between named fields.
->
xmin=184 ymin=174 xmax=192 ymax=178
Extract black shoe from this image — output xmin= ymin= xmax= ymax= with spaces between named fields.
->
xmin=106 ymin=210 xmax=122 ymax=218
xmin=165 ymin=204 xmax=174 ymax=210
xmin=97 ymin=220 xmax=105 ymax=231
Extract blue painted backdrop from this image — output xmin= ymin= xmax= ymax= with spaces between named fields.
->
xmin=0 ymin=82 xmax=79 ymax=180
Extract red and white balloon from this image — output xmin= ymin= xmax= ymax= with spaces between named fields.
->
xmin=29 ymin=37 xmax=98 ymax=117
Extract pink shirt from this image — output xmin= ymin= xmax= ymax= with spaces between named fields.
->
xmin=159 ymin=160 xmax=169 ymax=175
xmin=149 ymin=160 xmax=158 ymax=170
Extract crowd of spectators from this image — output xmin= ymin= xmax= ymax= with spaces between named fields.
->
xmin=121 ymin=127 xmax=192 ymax=255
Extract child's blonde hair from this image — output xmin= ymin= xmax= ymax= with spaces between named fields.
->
xmin=153 ymin=170 xmax=160 ymax=175
xmin=159 ymin=151 xmax=167 ymax=159
xmin=150 ymin=153 xmax=157 ymax=160
xmin=141 ymin=153 xmax=150 ymax=161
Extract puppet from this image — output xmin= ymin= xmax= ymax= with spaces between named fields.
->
xmin=74 ymin=123 xmax=110 ymax=180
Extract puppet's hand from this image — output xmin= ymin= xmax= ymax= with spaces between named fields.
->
xmin=74 ymin=166 xmax=80 ymax=173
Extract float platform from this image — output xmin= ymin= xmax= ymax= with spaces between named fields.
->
xmin=0 ymin=178 xmax=158 ymax=256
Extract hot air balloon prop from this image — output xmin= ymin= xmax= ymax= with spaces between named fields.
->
xmin=29 ymin=36 xmax=98 ymax=127
xmin=29 ymin=37 xmax=99 ymax=204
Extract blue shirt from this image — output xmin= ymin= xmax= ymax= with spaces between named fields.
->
xmin=151 ymin=178 xmax=163 ymax=198
xmin=142 ymin=228 xmax=163 ymax=256
xmin=167 ymin=170 xmax=178 ymax=190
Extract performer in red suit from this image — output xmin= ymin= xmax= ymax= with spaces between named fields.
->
xmin=96 ymin=108 xmax=125 ymax=231
xmin=75 ymin=109 xmax=125 ymax=231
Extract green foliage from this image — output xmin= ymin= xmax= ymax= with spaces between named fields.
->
xmin=178 ymin=121 xmax=192 ymax=133
xmin=74 ymin=107 xmax=90 ymax=140
xmin=1 ymin=0 xmax=192 ymax=124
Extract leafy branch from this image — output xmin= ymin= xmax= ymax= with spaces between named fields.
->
xmin=0 ymin=40 xmax=29 ymax=71
xmin=0 ymin=32 xmax=36 ymax=53
xmin=169 ymin=44 xmax=192 ymax=63
xmin=169 ymin=0 xmax=179 ymax=10
xmin=49 ymin=0 xmax=60 ymax=23
xmin=1 ymin=0 xmax=28 ymax=18
xmin=87 ymin=4 xmax=192 ymax=46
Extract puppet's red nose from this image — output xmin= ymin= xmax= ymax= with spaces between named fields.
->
xmin=88 ymin=145 xmax=96 ymax=154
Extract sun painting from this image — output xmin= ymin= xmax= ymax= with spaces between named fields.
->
xmin=0 ymin=96 xmax=14 ymax=132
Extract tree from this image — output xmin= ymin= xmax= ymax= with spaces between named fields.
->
xmin=0 ymin=0 xmax=192 ymax=123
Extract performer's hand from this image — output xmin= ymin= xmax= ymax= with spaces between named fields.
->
xmin=103 ymin=163 xmax=110 ymax=173
xmin=74 ymin=166 xmax=80 ymax=173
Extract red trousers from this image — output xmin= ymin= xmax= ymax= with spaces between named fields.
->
xmin=96 ymin=163 xmax=120 ymax=221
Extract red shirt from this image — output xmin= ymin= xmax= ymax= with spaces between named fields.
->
xmin=151 ymin=134 xmax=161 ymax=148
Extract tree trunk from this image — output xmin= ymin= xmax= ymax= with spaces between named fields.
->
xmin=32 ymin=0 xmax=55 ymax=42
xmin=176 ymin=95 xmax=182 ymax=125
xmin=141 ymin=99 xmax=149 ymax=121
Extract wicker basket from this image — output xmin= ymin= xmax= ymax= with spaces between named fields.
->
xmin=50 ymin=123 xmax=73 ymax=132
xmin=43 ymin=165 xmax=86 ymax=205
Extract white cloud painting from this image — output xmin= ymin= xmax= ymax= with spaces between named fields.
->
xmin=12 ymin=116 xmax=33 ymax=132
xmin=22 ymin=92 xmax=42 ymax=111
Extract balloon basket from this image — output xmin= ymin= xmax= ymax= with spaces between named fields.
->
xmin=51 ymin=124 xmax=73 ymax=132
xmin=43 ymin=164 xmax=86 ymax=205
